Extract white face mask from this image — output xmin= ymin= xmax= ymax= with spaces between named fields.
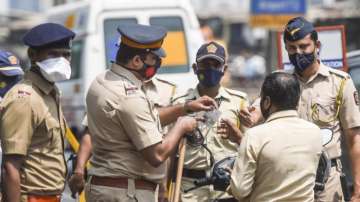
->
xmin=36 ymin=57 xmax=71 ymax=82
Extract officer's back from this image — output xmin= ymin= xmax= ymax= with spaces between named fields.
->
xmin=230 ymin=72 xmax=322 ymax=202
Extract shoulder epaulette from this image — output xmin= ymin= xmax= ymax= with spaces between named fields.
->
xmin=224 ymin=88 xmax=247 ymax=100
xmin=4 ymin=82 xmax=33 ymax=100
xmin=154 ymin=77 xmax=177 ymax=87
xmin=328 ymin=68 xmax=350 ymax=79
xmin=171 ymin=92 xmax=189 ymax=103
xmin=14 ymin=81 xmax=33 ymax=93
xmin=171 ymin=88 xmax=195 ymax=103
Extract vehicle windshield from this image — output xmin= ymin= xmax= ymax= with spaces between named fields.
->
xmin=150 ymin=16 xmax=189 ymax=74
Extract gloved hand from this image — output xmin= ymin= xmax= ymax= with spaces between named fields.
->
xmin=212 ymin=167 xmax=232 ymax=191
xmin=211 ymin=157 xmax=235 ymax=191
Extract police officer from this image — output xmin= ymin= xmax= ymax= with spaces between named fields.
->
xmin=240 ymin=17 xmax=360 ymax=201
xmin=0 ymin=23 xmax=75 ymax=202
xmin=84 ymin=24 xmax=216 ymax=202
xmin=229 ymin=72 xmax=322 ymax=201
xmin=284 ymin=17 xmax=360 ymax=202
xmin=0 ymin=50 xmax=23 ymax=201
xmin=0 ymin=50 xmax=24 ymax=102
xmin=68 ymin=77 xmax=177 ymax=198
xmin=171 ymin=41 xmax=248 ymax=202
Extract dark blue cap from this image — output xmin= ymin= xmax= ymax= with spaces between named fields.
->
xmin=284 ymin=17 xmax=315 ymax=42
xmin=0 ymin=50 xmax=23 ymax=76
xmin=117 ymin=24 xmax=167 ymax=57
xmin=196 ymin=41 xmax=226 ymax=64
xmin=23 ymin=23 xmax=75 ymax=49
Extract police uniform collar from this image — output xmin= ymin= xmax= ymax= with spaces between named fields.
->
xmin=216 ymin=87 xmax=231 ymax=101
xmin=25 ymin=70 xmax=55 ymax=95
xmin=192 ymin=87 xmax=201 ymax=99
xmin=110 ymin=63 xmax=143 ymax=89
xmin=306 ymin=62 xmax=329 ymax=83
xmin=294 ymin=62 xmax=329 ymax=84
xmin=194 ymin=86 xmax=231 ymax=101
xmin=317 ymin=62 xmax=330 ymax=77
xmin=144 ymin=78 xmax=157 ymax=90
xmin=266 ymin=110 xmax=298 ymax=123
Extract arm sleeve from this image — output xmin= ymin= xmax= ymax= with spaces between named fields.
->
xmin=0 ymin=95 xmax=34 ymax=155
xmin=230 ymin=130 xmax=258 ymax=200
xmin=339 ymin=77 xmax=360 ymax=129
xmin=118 ymin=95 xmax=163 ymax=151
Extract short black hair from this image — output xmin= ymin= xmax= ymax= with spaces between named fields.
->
xmin=261 ymin=72 xmax=300 ymax=111
xmin=283 ymin=30 xmax=318 ymax=44
xmin=115 ymin=43 xmax=146 ymax=64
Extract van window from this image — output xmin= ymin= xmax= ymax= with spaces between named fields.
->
xmin=70 ymin=40 xmax=83 ymax=79
xmin=104 ymin=18 xmax=138 ymax=67
xmin=150 ymin=16 xmax=189 ymax=74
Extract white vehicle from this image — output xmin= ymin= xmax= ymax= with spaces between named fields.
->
xmin=46 ymin=0 xmax=204 ymax=133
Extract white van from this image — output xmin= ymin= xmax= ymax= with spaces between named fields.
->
xmin=46 ymin=0 xmax=204 ymax=133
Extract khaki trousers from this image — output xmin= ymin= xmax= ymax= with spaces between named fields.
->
xmin=315 ymin=165 xmax=344 ymax=202
xmin=84 ymin=177 xmax=156 ymax=202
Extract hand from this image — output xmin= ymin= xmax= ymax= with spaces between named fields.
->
xmin=176 ymin=116 xmax=198 ymax=134
xmin=238 ymin=106 xmax=263 ymax=127
xmin=68 ymin=172 xmax=85 ymax=198
xmin=184 ymin=96 xmax=217 ymax=113
xmin=212 ymin=166 xmax=233 ymax=192
xmin=157 ymin=183 xmax=169 ymax=202
xmin=218 ymin=118 xmax=243 ymax=144
xmin=351 ymin=193 xmax=360 ymax=202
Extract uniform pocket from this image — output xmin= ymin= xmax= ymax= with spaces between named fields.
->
xmin=45 ymin=117 xmax=62 ymax=151
xmin=311 ymin=98 xmax=336 ymax=125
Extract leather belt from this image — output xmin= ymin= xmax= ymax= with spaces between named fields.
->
xmin=27 ymin=195 xmax=61 ymax=202
xmin=90 ymin=176 xmax=157 ymax=191
xmin=182 ymin=168 xmax=207 ymax=179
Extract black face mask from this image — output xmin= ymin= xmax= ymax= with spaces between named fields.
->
xmin=288 ymin=48 xmax=316 ymax=72
xmin=260 ymin=97 xmax=271 ymax=120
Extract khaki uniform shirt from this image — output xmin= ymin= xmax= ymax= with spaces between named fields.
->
xmin=144 ymin=77 xmax=176 ymax=108
xmin=143 ymin=77 xmax=177 ymax=133
xmin=295 ymin=63 xmax=360 ymax=158
xmin=0 ymin=71 xmax=67 ymax=195
xmin=81 ymin=77 xmax=176 ymax=127
xmin=172 ymin=87 xmax=248 ymax=170
xmin=231 ymin=110 xmax=322 ymax=202
xmin=86 ymin=63 xmax=164 ymax=183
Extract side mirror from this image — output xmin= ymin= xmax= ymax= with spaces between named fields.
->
xmin=320 ymin=128 xmax=333 ymax=146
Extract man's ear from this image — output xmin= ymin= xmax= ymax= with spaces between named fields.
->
xmin=284 ymin=40 xmax=289 ymax=52
xmin=316 ymin=40 xmax=321 ymax=55
xmin=192 ymin=63 xmax=197 ymax=74
xmin=28 ymin=48 xmax=37 ymax=63
xmin=132 ymin=55 xmax=143 ymax=69
xmin=263 ymin=96 xmax=271 ymax=109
